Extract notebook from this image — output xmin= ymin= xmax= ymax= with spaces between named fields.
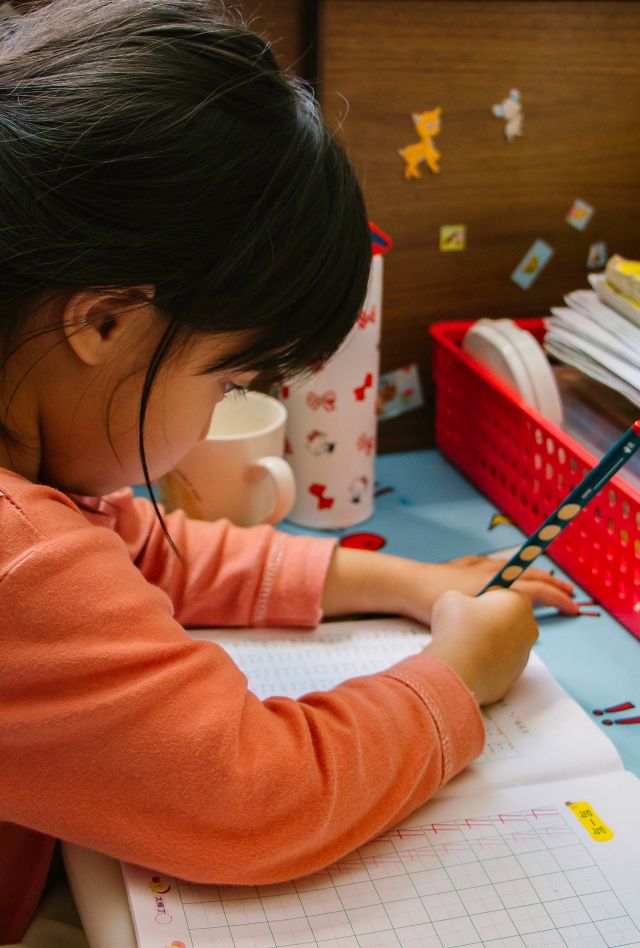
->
xmin=122 ymin=618 xmax=640 ymax=947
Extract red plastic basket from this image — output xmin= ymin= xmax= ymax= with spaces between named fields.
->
xmin=430 ymin=319 xmax=640 ymax=640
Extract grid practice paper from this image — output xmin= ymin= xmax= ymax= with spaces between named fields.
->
xmin=123 ymin=771 xmax=640 ymax=947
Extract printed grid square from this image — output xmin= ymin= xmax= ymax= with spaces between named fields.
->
xmin=469 ymin=908 xmax=518 ymax=940
xmin=508 ymin=903 xmax=554 ymax=935
xmin=460 ymin=884 xmax=504 ymax=915
xmin=356 ymin=931 xmax=402 ymax=947
xmin=267 ymin=915 xmax=315 ymax=946
xmin=471 ymin=838 xmax=512 ymax=861
xmin=336 ymin=880 xmax=381 ymax=910
xmin=595 ymin=915 xmax=640 ymax=946
xmin=482 ymin=857 xmax=526 ymax=884
xmin=565 ymin=866 xmax=609 ymax=896
xmin=190 ymin=928 xmax=235 ymax=947
xmin=481 ymin=938 xmax=526 ymax=947
xmin=295 ymin=870 xmax=334 ymax=893
xmin=516 ymin=851 xmax=561 ymax=877
xmin=218 ymin=884 xmax=260 ymax=900
xmin=178 ymin=881 xmax=221 ymax=903
xmin=421 ymin=890 xmax=466 ymax=922
xmin=258 ymin=881 xmax=299 ymax=897
xmin=544 ymin=896 xmax=590 ymax=927
xmin=345 ymin=903 xmax=393 ymax=936
xmin=520 ymin=931 xmax=566 ymax=947
xmin=383 ymin=897 xmax=431 ymax=929
xmin=550 ymin=845 xmax=594 ymax=870
xmin=433 ymin=914 xmax=482 ymax=947
xmin=395 ymin=921 xmax=445 ymax=947
xmin=410 ymin=867 xmax=455 ymax=897
xmin=530 ymin=872 xmax=574 ymax=902
xmin=540 ymin=828 xmax=580 ymax=851
xmin=307 ymin=909 xmax=354 ymax=941
xmin=494 ymin=878 xmax=540 ymax=909
xmin=581 ymin=891 xmax=627 ymax=922
xmin=330 ymin=857 xmax=371 ymax=886
xmin=399 ymin=848 xmax=443 ymax=874
xmin=310 ymin=938 xmax=357 ymax=948
xmin=446 ymin=861 xmax=491 ymax=890
xmin=260 ymin=892 xmax=306 ymax=922
xmin=556 ymin=922 xmax=607 ymax=947
xmin=436 ymin=842 xmax=479 ymax=868
xmin=228 ymin=920 xmax=275 ymax=948
xmin=372 ymin=873 xmax=419 ymax=903
xmin=221 ymin=897 xmax=267 ymax=926
xmin=297 ymin=886 xmax=344 ymax=916
xmin=184 ymin=899 xmax=229 ymax=928
xmin=506 ymin=833 xmax=547 ymax=857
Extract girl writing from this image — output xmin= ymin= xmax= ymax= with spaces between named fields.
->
xmin=0 ymin=1 xmax=576 ymax=941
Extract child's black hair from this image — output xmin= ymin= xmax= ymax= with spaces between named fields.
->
xmin=0 ymin=0 xmax=370 ymax=536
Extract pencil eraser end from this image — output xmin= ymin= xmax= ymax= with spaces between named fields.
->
xmin=633 ymin=420 xmax=640 ymax=436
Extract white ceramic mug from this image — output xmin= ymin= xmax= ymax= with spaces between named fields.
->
xmin=158 ymin=392 xmax=295 ymax=527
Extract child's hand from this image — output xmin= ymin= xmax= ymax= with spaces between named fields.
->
xmin=321 ymin=548 xmax=578 ymax=625
xmin=425 ymin=589 xmax=538 ymax=705
xmin=411 ymin=554 xmax=578 ymax=621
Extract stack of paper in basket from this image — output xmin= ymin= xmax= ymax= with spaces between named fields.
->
xmin=544 ymin=255 xmax=640 ymax=409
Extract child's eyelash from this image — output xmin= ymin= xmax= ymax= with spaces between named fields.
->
xmin=223 ymin=381 xmax=247 ymax=397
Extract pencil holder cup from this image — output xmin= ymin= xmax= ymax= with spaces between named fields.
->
xmin=277 ymin=253 xmax=384 ymax=529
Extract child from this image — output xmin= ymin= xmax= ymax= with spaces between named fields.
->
xmin=0 ymin=1 xmax=577 ymax=941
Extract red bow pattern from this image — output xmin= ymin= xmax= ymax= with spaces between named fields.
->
xmin=354 ymin=373 xmax=373 ymax=402
xmin=357 ymin=305 xmax=377 ymax=329
xmin=357 ymin=433 xmax=375 ymax=456
xmin=306 ymin=390 xmax=337 ymax=412
xmin=309 ymin=483 xmax=335 ymax=510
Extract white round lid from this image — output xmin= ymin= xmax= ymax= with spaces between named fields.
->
xmin=462 ymin=320 xmax=538 ymax=408
xmin=490 ymin=319 xmax=563 ymax=427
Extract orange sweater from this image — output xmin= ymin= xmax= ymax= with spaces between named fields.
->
xmin=0 ymin=469 xmax=484 ymax=942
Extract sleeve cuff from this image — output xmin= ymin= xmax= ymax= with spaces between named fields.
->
xmin=251 ymin=532 xmax=337 ymax=628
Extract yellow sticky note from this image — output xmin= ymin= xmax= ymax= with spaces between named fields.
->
xmin=439 ymin=225 xmax=466 ymax=251
xmin=566 ymin=801 xmax=614 ymax=842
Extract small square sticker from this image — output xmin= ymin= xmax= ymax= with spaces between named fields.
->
xmin=566 ymin=198 xmax=595 ymax=231
xmin=439 ymin=224 xmax=466 ymax=251
xmin=587 ymin=241 xmax=608 ymax=269
xmin=511 ymin=239 xmax=554 ymax=290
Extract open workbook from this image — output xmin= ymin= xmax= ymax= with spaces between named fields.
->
xmin=123 ymin=619 xmax=640 ymax=947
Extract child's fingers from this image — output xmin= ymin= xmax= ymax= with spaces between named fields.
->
xmin=512 ymin=566 xmax=573 ymax=594
xmin=513 ymin=579 xmax=580 ymax=615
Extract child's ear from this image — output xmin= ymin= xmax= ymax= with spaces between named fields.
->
xmin=62 ymin=284 xmax=155 ymax=366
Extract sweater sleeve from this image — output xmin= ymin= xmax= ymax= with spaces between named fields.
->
xmin=77 ymin=488 xmax=337 ymax=628
xmin=0 ymin=508 xmax=485 ymax=886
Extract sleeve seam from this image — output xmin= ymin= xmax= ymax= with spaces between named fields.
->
xmin=382 ymin=669 xmax=453 ymax=784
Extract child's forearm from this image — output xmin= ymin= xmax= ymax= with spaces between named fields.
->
xmin=321 ymin=547 xmax=425 ymax=619
xmin=321 ymin=545 xmax=577 ymax=624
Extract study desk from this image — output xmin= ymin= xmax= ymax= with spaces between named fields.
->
xmin=63 ymin=449 xmax=639 ymax=948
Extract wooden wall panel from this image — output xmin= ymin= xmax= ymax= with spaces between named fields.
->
xmin=319 ymin=0 xmax=640 ymax=451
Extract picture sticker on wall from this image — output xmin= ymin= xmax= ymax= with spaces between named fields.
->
xmin=566 ymin=198 xmax=595 ymax=231
xmin=492 ymin=88 xmax=523 ymax=141
xmin=398 ymin=107 xmax=441 ymax=179
xmin=378 ymin=364 xmax=425 ymax=419
xmin=587 ymin=241 xmax=608 ymax=269
xmin=439 ymin=225 xmax=466 ymax=252
xmin=511 ymin=239 xmax=554 ymax=290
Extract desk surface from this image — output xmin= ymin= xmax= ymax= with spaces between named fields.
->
xmin=282 ymin=450 xmax=640 ymax=778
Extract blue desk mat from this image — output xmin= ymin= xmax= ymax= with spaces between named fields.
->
xmin=281 ymin=450 xmax=640 ymax=778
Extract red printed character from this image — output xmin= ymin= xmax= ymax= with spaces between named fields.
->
xmin=353 ymin=373 xmax=373 ymax=402
xmin=309 ymin=483 xmax=335 ymax=510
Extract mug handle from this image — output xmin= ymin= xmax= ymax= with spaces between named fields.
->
xmin=249 ymin=456 xmax=296 ymax=525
